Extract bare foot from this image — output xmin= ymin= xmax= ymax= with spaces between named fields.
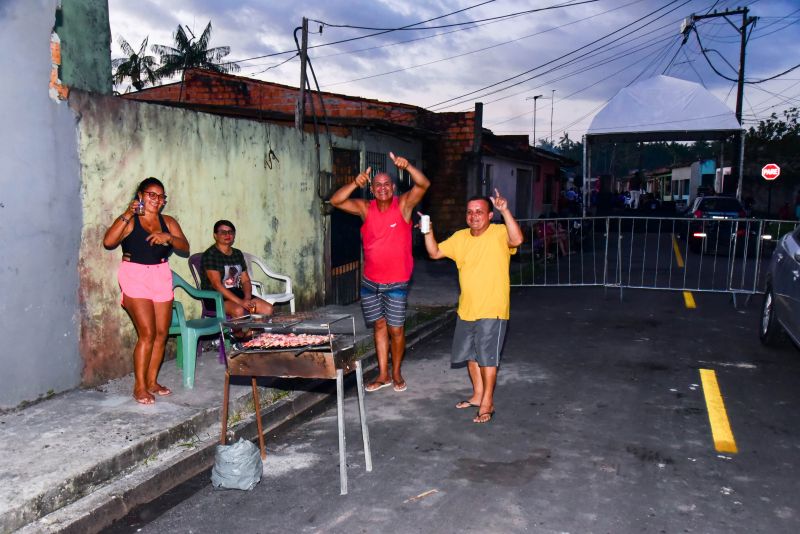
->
xmin=147 ymin=383 xmax=172 ymax=396
xmin=133 ymin=390 xmax=155 ymax=405
xmin=473 ymin=407 xmax=494 ymax=423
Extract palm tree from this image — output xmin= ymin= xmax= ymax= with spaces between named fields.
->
xmin=152 ymin=21 xmax=240 ymax=79
xmin=111 ymin=36 xmax=159 ymax=91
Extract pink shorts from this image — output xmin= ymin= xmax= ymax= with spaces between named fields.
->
xmin=118 ymin=261 xmax=174 ymax=302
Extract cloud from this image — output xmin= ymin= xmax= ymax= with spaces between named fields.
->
xmin=108 ymin=0 xmax=800 ymax=139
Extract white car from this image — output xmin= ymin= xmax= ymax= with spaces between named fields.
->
xmin=760 ymin=225 xmax=800 ymax=347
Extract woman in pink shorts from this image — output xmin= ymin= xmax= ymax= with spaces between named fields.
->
xmin=103 ymin=178 xmax=190 ymax=405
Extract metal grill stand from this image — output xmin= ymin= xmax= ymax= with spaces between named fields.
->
xmin=219 ymin=313 xmax=372 ymax=495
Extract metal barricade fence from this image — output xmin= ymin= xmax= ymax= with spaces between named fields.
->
xmin=512 ymin=216 xmax=799 ymax=298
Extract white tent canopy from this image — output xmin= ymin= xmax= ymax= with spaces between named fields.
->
xmin=582 ymin=75 xmax=745 ymax=203
xmin=586 ymin=75 xmax=742 ymax=143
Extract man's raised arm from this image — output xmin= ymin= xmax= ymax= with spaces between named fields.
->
xmin=491 ymin=188 xmax=524 ymax=247
xmin=393 ymin=152 xmax=430 ymax=218
xmin=330 ymin=167 xmax=371 ymax=219
xmin=419 ymin=211 xmax=446 ymax=260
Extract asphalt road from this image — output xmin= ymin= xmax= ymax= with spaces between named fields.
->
xmin=108 ymin=286 xmax=800 ymax=534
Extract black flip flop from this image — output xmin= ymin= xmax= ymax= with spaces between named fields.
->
xmin=474 ymin=411 xmax=495 ymax=423
xmin=455 ymin=400 xmax=479 ymax=409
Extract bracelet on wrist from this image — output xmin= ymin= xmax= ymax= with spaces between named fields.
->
xmin=119 ymin=215 xmax=130 ymax=224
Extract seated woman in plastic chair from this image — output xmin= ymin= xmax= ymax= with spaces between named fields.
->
xmin=200 ymin=220 xmax=273 ymax=318
xmin=535 ymin=217 xmax=570 ymax=258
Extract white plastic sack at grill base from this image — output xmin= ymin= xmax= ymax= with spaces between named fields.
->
xmin=211 ymin=438 xmax=263 ymax=490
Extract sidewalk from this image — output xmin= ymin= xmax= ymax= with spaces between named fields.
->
xmin=0 ymin=260 xmax=458 ymax=534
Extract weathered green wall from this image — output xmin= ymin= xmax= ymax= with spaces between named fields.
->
xmin=55 ymin=0 xmax=112 ymax=94
xmin=72 ymin=92 xmax=330 ymax=384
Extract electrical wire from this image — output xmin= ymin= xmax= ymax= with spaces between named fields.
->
xmin=484 ymin=28 xmax=681 ymax=123
xmin=310 ymin=0 xmax=598 ymax=31
xmin=248 ymin=53 xmax=299 ymax=76
xmin=485 ymin=22 xmax=686 ymax=128
xmin=455 ymin=25 xmax=680 ymax=114
xmin=219 ymin=0 xmax=501 ymax=66
xmin=320 ymin=0 xmax=649 ymax=89
xmin=428 ymin=0 xmax=692 ymax=111
xmin=693 ymin=26 xmax=800 ymax=84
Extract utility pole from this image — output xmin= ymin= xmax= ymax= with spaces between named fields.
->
xmin=684 ymin=7 xmax=755 ymax=124
xmin=525 ymin=94 xmax=542 ymax=147
xmin=681 ymin=8 xmax=757 ymax=198
xmin=549 ymin=89 xmax=556 ymax=145
xmin=295 ymin=17 xmax=309 ymax=131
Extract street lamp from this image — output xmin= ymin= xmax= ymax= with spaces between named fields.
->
xmin=525 ymin=94 xmax=543 ymax=147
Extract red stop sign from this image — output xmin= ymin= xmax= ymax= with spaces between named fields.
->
xmin=762 ymin=163 xmax=780 ymax=180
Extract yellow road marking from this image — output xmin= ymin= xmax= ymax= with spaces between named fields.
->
xmin=671 ymin=234 xmax=685 ymax=268
xmin=673 ymin=234 xmax=695 ymax=308
xmin=699 ymin=369 xmax=738 ymax=454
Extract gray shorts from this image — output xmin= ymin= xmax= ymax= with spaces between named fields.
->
xmin=451 ymin=317 xmax=507 ymax=367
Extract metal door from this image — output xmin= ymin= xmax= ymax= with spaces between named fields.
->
xmin=329 ymin=148 xmax=363 ymax=305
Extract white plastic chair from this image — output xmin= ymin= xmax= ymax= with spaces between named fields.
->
xmin=242 ymin=252 xmax=295 ymax=313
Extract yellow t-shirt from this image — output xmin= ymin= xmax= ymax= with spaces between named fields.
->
xmin=438 ymin=224 xmax=517 ymax=321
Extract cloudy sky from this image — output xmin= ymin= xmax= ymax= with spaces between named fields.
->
xmin=109 ymin=0 xmax=800 ymax=144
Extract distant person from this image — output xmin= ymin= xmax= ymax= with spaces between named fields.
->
xmin=629 ymin=172 xmax=643 ymax=209
xmin=200 ymin=220 xmax=273 ymax=318
xmin=330 ymin=152 xmax=430 ymax=393
xmin=422 ymin=190 xmax=523 ymax=423
xmin=743 ymin=196 xmax=755 ymax=217
xmin=103 ymin=177 xmax=190 ymax=405
xmin=535 ymin=216 xmax=571 ymax=257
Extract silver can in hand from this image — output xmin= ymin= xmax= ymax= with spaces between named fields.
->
xmin=136 ymin=200 xmax=145 ymax=216
xmin=420 ymin=214 xmax=431 ymax=234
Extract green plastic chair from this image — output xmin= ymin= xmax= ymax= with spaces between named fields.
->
xmin=169 ymin=271 xmax=226 ymax=389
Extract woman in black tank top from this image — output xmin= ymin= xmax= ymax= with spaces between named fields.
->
xmin=103 ymin=178 xmax=190 ymax=405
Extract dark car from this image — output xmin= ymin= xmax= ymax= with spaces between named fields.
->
xmin=760 ymin=225 xmax=800 ymax=347
xmin=682 ymin=196 xmax=755 ymax=255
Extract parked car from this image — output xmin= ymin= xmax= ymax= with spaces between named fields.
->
xmin=760 ymin=225 xmax=800 ymax=347
xmin=681 ymin=196 xmax=756 ymax=255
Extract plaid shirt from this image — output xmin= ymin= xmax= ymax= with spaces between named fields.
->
xmin=200 ymin=245 xmax=247 ymax=291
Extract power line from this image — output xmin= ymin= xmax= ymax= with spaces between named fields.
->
xmin=428 ymin=0 xmax=692 ymax=111
xmin=485 ymin=28 xmax=680 ymax=124
xmin=248 ymin=53 xmax=299 ymax=76
xmin=220 ymin=0 xmax=503 ymax=66
xmin=310 ymin=0 xmax=598 ymax=31
xmin=320 ymin=0 xmax=649 ymax=89
xmin=454 ymin=23 xmax=680 ymax=114
xmin=692 ymin=26 xmax=800 ymax=84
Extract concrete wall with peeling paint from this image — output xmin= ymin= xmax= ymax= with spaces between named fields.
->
xmin=72 ymin=93 xmax=330 ymax=385
xmin=0 ymin=0 xmax=84 ymax=408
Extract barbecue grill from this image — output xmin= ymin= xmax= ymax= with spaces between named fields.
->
xmin=219 ymin=312 xmax=372 ymax=495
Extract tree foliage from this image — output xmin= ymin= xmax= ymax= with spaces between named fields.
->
xmin=549 ymin=133 xmax=720 ymax=182
xmin=745 ymin=107 xmax=800 ymax=172
xmin=152 ymin=22 xmax=240 ymax=79
xmin=111 ymin=35 xmax=159 ymax=91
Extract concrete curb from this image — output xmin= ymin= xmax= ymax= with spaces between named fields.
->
xmin=19 ymin=308 xmax=455 ymax=534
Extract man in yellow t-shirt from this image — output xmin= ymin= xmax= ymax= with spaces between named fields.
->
xmin=422 ymin=189 xmax=523 ymax=423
